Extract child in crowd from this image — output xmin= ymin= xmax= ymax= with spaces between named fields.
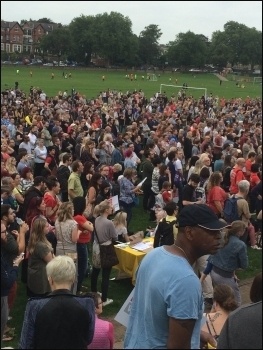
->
xmin=86 ymin=292 xmax=114 ymax=349
xmin=154 ymin=181 xmax=172 ymax=210
xmin=113 ymin=211 xmax=129 ymax=243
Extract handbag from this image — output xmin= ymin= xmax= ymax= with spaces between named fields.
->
xmin=93 ymin=224 xmax=119 ymax=269
xmin=58 ymin=223 xmax=77 ymax=262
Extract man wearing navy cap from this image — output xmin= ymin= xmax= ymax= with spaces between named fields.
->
xmin=124 ymin=204 xmax=229 ymax=349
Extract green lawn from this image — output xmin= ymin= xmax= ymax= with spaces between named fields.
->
xmin=1 ymin=65 xmax=262 ymax=100
xmin=5 ymin=198 xmax=262 ymax=348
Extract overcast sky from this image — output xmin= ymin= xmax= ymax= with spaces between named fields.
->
xmin=2 ymin=1 xmax=262 ymax=44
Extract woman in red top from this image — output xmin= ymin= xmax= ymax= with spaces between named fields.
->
xmin=73 ymin=196 xmax=93 ymax=294
xmin=207 ymin=172 xmax=228 ymax=218
xmin=43 ymin=176 xmax=61 ymax=225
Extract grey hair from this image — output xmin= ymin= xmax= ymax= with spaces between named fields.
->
xmin=46 ymin=255 xmax=76 ymax=284
xmin=238 ymin=180 xmax=250 ymax=193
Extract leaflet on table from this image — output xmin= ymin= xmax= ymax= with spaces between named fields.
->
xmin=137 ymin=177 xmax=147 ymax=188
xmin=130 ymin=241 xmax=153 ymax=251
xmin=110 ymin=195 xmax=120 ymax=212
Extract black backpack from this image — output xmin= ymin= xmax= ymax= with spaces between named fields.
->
xmin=153 ymin=219 xmax=176 ymax=248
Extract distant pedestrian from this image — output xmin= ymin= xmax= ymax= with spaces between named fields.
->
xmin=220 ymin=80 xmax=222 ymax=86
xmin=102 ymin=75 xmax=105 ymax=81
xmin=30 ymin=71 xmax=33 ymax=77
xmin=16 ymin=69 xmax=19 ymax=75
xmin=51 ymin=73 xmax=54 ymax=79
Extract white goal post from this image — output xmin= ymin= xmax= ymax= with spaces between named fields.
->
xmin=160 ymin=84 xmax=207 ymax=100
xmin=253 ymin=77 xmax=262 ymax=84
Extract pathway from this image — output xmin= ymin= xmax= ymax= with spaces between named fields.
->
xmin=214 ymin=73 xmax=228 ymax=81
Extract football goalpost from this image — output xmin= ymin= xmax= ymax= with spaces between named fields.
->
xmin=159 ymin=84 xmax=207 ymax=100
xmin=253 ymin=77 xmax=262 ymax=84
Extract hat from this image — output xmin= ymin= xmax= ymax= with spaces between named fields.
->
xmin=178 ymin=204 xmax=229 ymax=231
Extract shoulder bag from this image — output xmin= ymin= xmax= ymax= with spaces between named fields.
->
xmin=58 ymin=223 xmax=77 ymax=262
xmin=93 ymin=224 xmax=119 ymax=269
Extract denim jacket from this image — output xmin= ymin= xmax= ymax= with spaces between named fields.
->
xmin=208 ymin=235 xmax=248 ymax=272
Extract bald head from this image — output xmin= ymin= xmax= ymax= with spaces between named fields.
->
xmin=236 ymin=157 xmax=245 ymax=166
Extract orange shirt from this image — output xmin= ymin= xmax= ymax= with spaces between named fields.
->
xmin=229 ymin=167 xmax=245 ymax=194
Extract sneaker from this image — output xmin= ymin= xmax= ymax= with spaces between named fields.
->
xmin=251 ymin=245 xmax=262 ymax=250
xmin=97 ymin=292 xmax=102 ymax=297
xmin=102 ymin=298 xmax=113 ymax=307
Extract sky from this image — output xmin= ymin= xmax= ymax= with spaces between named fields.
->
xmin=2 ymin=1 xmax=262 ymax=44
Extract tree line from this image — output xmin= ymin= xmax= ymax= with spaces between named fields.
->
xmin=27 ymin=13 xmax=262 ymax=70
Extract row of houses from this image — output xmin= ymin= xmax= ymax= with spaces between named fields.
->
xmin=1 ymin=20 xmax=59 ymax=54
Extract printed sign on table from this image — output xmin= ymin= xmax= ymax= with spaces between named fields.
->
xmin=114 ymin=288 xmax=135 ymax=327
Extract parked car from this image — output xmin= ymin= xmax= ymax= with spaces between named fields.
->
xmin=2 ymin=61 xmax=13 ymax=64
xmin=189 ymin=68 xmax=202 ymax=72
xmin=43 ymin=63 xmax=54 ymax=66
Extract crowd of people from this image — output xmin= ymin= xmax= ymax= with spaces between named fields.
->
xmin=1 ymin=84 xmax=262 ymax=348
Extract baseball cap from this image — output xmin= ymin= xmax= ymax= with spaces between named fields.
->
xmin=178 ymin=204 xmax=229 ymax=231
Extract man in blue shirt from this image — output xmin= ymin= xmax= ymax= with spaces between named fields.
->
xmin=124 ymin=204 xmax=229 ymax=349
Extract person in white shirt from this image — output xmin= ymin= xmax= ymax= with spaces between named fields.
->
xmin=28 ymin=126 xmax=38 ymax=151
xmin=34 ymin=139 xmax=47 ymax=177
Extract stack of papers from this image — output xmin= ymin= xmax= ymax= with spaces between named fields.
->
xmin=130 ymin=241 xmax=153 ymax=252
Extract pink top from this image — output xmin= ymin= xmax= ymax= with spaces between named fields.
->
xmin=88 ymin=316 xmax=114 ymax=349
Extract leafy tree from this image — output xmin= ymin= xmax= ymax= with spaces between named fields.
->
xmin=138 ymin=24 xmax=162 ymax=66
xmin=209 ymin=31 xmax=229 ymax=68
xmin=37 ymin=18 xmax=53 ymax=23
xmin=69 ymin=15 xmax=95 ymax=64
xmin=167 ymin=31 xmax=207 ymax=68
xmin=39 ymin=26 xmax=73 ymax=60
xmin=91 ymin=12 xmax=136 ymax=66
xmin=245 ymin=28 xmax=262 ymax=71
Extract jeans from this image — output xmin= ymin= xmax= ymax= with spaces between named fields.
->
xmin=91 ymin=267 xmax=112 ymax=302
xmin=77 ymin=243 xmax=88 ymax=292
xmin=119 ymin=200 xmax=134 ymax=228
xmin=1 ymin=296 xmax=8 ymax=342
xmin=211 ymin=268 xmax=241 ymax=306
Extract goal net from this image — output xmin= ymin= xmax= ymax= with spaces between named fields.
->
xmin=253 ymin=77 xmax=262 ymax=84
xmin=148 ymin=73 xmax=158 ymax=81
xmin=159 ymin=84 xmax=207 ymax=100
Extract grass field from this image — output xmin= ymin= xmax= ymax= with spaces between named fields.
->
xmin=5 ymin=198 xmax=262 ymax=348
xmin=1 ymin=65 xmax=262 ymax=100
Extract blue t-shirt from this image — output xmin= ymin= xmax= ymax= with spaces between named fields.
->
xmin=124 ymin=247 xmax=203 ymax=349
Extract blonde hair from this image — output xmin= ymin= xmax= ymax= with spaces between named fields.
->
xmin=5 ymin=157 xmax=17 ymax=174
xmin=113 ymin=163 xmax=122 ymax=172
xmin=192 ymin=159 xmax=202 ymax=175
xmin=46 ymin=255 xmax=76 ymax=285
xmin=113 ymin=211 xmax=127 ymax=228
xmin=28 ymin=217 xmax=52 ymax=254
xmin=94 ymin=199 xmax=112 ymax=215
xmin=56 ymin=202 xmax=74 ymax=222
